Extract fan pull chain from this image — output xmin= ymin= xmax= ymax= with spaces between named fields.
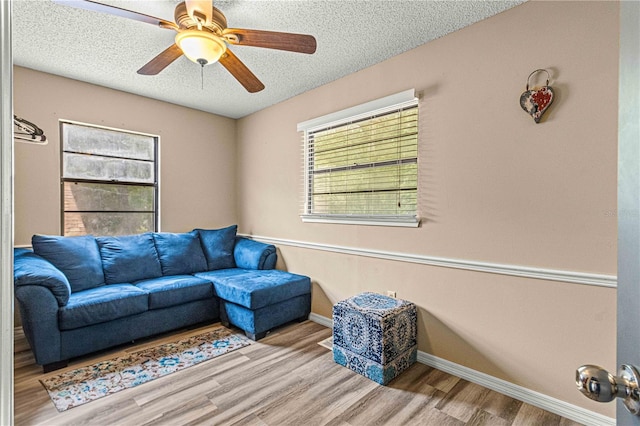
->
xmin=197 ymin=59 xmax=206 ymax=90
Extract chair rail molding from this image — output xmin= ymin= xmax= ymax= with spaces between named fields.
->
xmin=243 ymin=235 xmax=616 ymax=288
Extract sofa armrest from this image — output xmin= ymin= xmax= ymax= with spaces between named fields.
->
xmin=233 ymin=237 xmax=277 ymax=270
xmin=15 ymin=285 xmax=63 ymax=366
xmin=14 ymin=248 xmax=71 ymax=306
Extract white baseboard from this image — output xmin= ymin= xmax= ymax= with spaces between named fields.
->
xmin=309 ymin=312 xmax=333 ymax=328
xmin=307 ymin=314 xmax=614 ymax=426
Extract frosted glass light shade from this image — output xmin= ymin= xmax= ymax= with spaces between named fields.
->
xmin=175 ymin=30 xmax=227 ymax=65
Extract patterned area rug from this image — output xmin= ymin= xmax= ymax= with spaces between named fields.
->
xmin=40 ymin=326 xmax=252 ymax=412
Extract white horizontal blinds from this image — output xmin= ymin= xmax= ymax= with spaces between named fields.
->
xmin=300 ymin=90 xmax=419 ymax=224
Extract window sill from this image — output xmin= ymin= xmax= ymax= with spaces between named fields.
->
xmin=301 ymin=215 xmax=420 ymax=228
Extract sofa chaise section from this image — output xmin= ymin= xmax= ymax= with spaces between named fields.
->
xmin=195 ymin=268 xmax=311 ymax=340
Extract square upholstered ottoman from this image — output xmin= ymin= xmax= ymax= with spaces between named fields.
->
xmin=332 ymin=292 xmax=417 ymax=385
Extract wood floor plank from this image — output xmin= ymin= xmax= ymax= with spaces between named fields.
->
xmin=559 ymin=417 xmax=586 ymax=426
xmin=328 ymin=383 xmax=435 ymax=426
xmin=408 ymin=407 xmax=468 ymax=426
xmin=467 ymin=409 xmax=511 ymax=426
xmin=228 ymin=413 xmax=269 ymax=426
xmin=13 ymin=321 xmax=584 ymax=426
xmin=423 ymin=365 xmax=461 ymax=393
xmin=511 ymin=402 xmax=564 ymax=426
xmin=142 ymin=397 xmax=218 ymax=426
xmin=479 ymin=388 xmax=523 ymax=423
xmin=256 ymin=364 xmax=378 ymax=426
xmin=436 ymin=380 xmax=492 ymax=423
xmin=135 ymin=378 xmax=221 ymax=414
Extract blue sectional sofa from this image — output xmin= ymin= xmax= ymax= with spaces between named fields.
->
xmin=14 ymin=226 xmax=311 ymax=372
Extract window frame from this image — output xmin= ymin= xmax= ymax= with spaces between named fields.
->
xmin=59 ymin=120 xmax=160 ymax=236
xmin=298 ymin=90 xmax=420 ymax=227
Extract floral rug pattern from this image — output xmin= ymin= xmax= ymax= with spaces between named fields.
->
xmin=40 ymin=326 xmax=252 ymax=411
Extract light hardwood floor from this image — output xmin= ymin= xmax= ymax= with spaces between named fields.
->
xmin=14 ymin=321 xmax=583 ymax=426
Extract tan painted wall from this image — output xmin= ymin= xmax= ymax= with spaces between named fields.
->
xmin=236 ymin=1 xmax=618 ymax=417
xmin=13 ymin=66 xmax=237 ymax=245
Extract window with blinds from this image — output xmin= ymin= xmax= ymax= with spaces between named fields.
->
xmin=61 ymin=121 xmax=159 ymax=236
xmin=299 ymin=90 xmax=419 ymax=226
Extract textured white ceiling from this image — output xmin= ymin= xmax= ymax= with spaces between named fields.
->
xmin=13 ymin=0 xmax=525 ymax=119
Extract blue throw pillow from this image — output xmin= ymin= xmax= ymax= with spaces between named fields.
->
xmin=97 ymin=233 xmax=163 ymax=284
xmin=195 ymin=225 xmax=237 ymax=270
xmin=152 ymin=231 xmax=207 ymax=275
xmin=32 ymin=234 xmax=105 ymax=292
xmin=14 ymin=248 xmax=71 ymax=306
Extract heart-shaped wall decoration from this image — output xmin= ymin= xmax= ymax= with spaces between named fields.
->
xmin=520 ymin=86 xmax=554 ymax=123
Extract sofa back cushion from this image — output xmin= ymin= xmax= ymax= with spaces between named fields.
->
xmin=97 ymin=233 xmax=163 ymax=284
xmin=32 ymin=234 xmax=105 ymax=292
xmin=153 ymin=231 xmax=207 ymax=275
xmin=195 ymin=225 xmax=237 ymax=270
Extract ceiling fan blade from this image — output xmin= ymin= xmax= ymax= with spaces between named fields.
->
xmin=218 ymin=50 xmax=265 ymax=93
xmin=185 ymin=0 xmax=213 ymax=26
xmin=52 ymin=0 xmax=178 ymax=30
xmin=137 ymin=44 xmax=183 ymax=75
xmin=223 ymin=29 xmax=317 ymax=54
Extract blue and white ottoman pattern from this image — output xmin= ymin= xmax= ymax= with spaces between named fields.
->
xmin=332 ymin=292 xmax=417 ymax=385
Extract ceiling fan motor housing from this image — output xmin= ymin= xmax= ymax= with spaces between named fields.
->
xmin=174 ymin=1 xmax=227 ymax=34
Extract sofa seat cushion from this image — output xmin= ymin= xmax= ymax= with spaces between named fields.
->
xmin=134 ymin=275 xmax=214 ymax=310
xmin=97 ymin=233 xmax=162 ymax=284
xmin=59 ymin=284 xmax=148 ymax=330
xmin=32 ymin=234 xmax=105 ymax=292
xmin=195 ymin=269 xmax=311 ymax=310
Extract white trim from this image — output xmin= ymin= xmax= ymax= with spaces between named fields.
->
xmin=60 ymin=118 xmax=160 ymax=139
xmin=156 ymin=131 xmax=162 ymax=232
xmin=243 ymin=235 xmax=617 ymax=288
xmin=0 ymin=1 xmax=13 ymax=424
xmin=297 ymin=89 xmax=416 ymax=132
xmin=308 ymin=312 xmax=333 ymax=328
xmin=301 ymin=215 xmax=420 ymax=228
xmin=307 ymin=314 xmax=614 ymax=426
xmin=616 ymin=2 xmax=640 ymax=423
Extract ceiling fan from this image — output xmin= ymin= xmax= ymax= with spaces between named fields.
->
xmin=52 ymin=0 xmax=317 ymax=93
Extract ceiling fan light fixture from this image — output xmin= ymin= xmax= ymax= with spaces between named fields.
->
xmin=175 ymin=30 xmax=227 ymax=65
